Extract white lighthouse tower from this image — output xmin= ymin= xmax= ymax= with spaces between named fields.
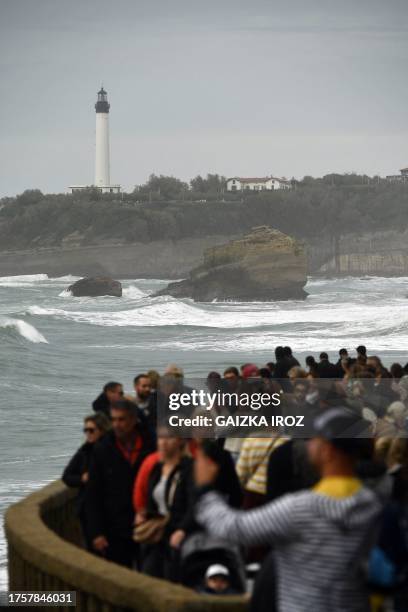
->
xmin=69 ymin=86 xmax=121 ymax=194
xmin=95 ymin=87 xmax=110 ymax=189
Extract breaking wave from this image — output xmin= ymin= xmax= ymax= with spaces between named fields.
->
xmin=24 ymin=293 xmax=408 ymax=340
xmin=0 ymin=318 xmax=48 ymax=343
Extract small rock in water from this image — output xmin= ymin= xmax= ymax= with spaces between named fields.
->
xmin=68 ymin=277 xmax=122 ymax=297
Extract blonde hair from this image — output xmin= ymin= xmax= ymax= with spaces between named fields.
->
xmin=374 ymin=437 xmax=393 ymax=463
xmin=147 ymin=369 xmax=160 ymax=390
xmin=288 ymin=366 xmax=307 ymax=379
xmin=387 ymin=438 xmax=408 ymax=469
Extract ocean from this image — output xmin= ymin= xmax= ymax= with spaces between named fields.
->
xmin=1 ymin=273 xmax=408 ymax=587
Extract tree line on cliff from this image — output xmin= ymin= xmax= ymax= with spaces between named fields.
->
xmin=0 ymin=173 xmax=407 ymax=250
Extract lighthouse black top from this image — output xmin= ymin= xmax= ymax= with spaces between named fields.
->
xmin=95 ymin=87 xmax=110 ymax=113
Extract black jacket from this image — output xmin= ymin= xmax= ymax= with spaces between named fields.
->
xmin=92 ymin=392 xmax=110 ymax=417
xmin=285 ymin=355 xmax=300 ymax=369
xmin=85 ymin=429 xmax=155 ymax=541
xmin=273 ymin=358 xmax=295 ymax=392
xmin=273 ymin=358 xmax=291 ymax=379
xmin=172 ymin=449 xmax=242 ymax=535
xmin=146 ymin=456 xmax=193 ymax=534
xmin=62 ymin=442 xmax=94 ymax=512
xmin=316 ymin=359 xmax=339 ymax=379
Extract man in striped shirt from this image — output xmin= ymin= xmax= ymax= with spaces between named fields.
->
xmin=195 ymin=409 xmax=387 ymax=612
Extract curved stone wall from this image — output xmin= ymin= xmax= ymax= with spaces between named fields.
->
xmin=5 ymin=480 xmax=247 ymax=611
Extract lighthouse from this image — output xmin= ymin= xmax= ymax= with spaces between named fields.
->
xmin=95 ymin=87 xmax=110 ymax=188
xmin=69 ymin=86 xmax=121 ymax=194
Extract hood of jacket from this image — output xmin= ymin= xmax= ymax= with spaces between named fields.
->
xmin=310 ymin=484 xmax=382 ymax=531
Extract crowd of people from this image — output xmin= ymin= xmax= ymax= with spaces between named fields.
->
xmin=62 ymin=346 xmax=408 ymax=611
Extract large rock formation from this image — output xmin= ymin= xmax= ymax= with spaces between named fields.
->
xmin=68 ymin=277 xmax=122 ymax=297
xmin=156 ymin=226 xmax=307 ymax=301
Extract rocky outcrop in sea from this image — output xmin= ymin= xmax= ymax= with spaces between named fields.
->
xmin=155 ymin=226 xmax=307 ymax=301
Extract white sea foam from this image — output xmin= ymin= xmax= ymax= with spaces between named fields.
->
xmin=0 ymin=274 xmax=49 ymax=282
xmin=57 ymin=284 xmax=147 ymax=300
xmin=0 ymin=318 xmax=48 ymax=343
xmin=124 ymin=278 xmax=183 ymax=284
xmin=50 ymin=275 xmax=80 ymax=282
xmin=0 ymin=274 xmax=49 ymax=287
xmin=0 ymin=274 xmax=83 ymax=290
xmin=155 ymin=329 xmax=408 ymax=352
xmin=8 ymin=275 xmax=408 ymax=351
xmin=0 ymin=566 xmax=8 ymax=591
xmin=25 ymin=294 xmax=408 ymax=336
xmin=122 ymin=285 xmax=147 ymax=299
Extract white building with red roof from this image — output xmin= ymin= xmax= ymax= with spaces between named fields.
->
xmin=226 ymin=175 xmax=291 ymax=192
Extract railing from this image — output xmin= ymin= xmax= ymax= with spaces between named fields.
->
xmin=5 ymin=480 xmax=247 ymax=611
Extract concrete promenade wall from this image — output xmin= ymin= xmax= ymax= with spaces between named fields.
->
xmin=5 ymin=480 xmax=247 ymax=612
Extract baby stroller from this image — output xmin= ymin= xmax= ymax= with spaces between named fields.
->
xmin=179 ymin=531 xmax=246 ymax=594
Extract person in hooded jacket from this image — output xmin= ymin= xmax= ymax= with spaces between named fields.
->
xmin=62 ymin=413 xmax=111 ymax=548
xmin=92 ymin=381 xmax=124 ymax=417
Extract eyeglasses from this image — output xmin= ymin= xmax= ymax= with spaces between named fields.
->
xmin=83 ymin=427 xmax=97 ymax=434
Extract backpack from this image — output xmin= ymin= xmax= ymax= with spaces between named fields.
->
xmin=368 ymin=500 xmax=408 ymax=591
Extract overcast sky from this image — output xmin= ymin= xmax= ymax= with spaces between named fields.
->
xmin=0 ymin=0 xmax=407 ymax=196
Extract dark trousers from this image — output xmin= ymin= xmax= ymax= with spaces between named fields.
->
xmin=140 ymin=540 xmax=177 ymax=580
xmin=242 ymin=490 xmax=269 ymax=563
xmin=106 ymin=537 xmax=137 ymax=568
xmin=250 ymin=550 xmax=277 ymax=612
xmin=78 ymin=508 xmax=93 ymax=551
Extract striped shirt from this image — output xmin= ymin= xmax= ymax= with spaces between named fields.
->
xmin=196 ymin=481 xmax=384 ymax=612
xmin=236 ymin=436 xmax=287 ymax=495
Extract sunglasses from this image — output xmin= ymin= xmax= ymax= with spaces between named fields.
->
xmin=83 ymin=427 xmax=97 ymax=434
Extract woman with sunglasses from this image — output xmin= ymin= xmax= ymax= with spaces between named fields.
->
xmin=62 ymin=413 xmax=111 ymax=549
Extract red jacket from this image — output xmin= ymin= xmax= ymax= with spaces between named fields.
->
xmin=133 ymin=451 xmax=159 ymax=512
